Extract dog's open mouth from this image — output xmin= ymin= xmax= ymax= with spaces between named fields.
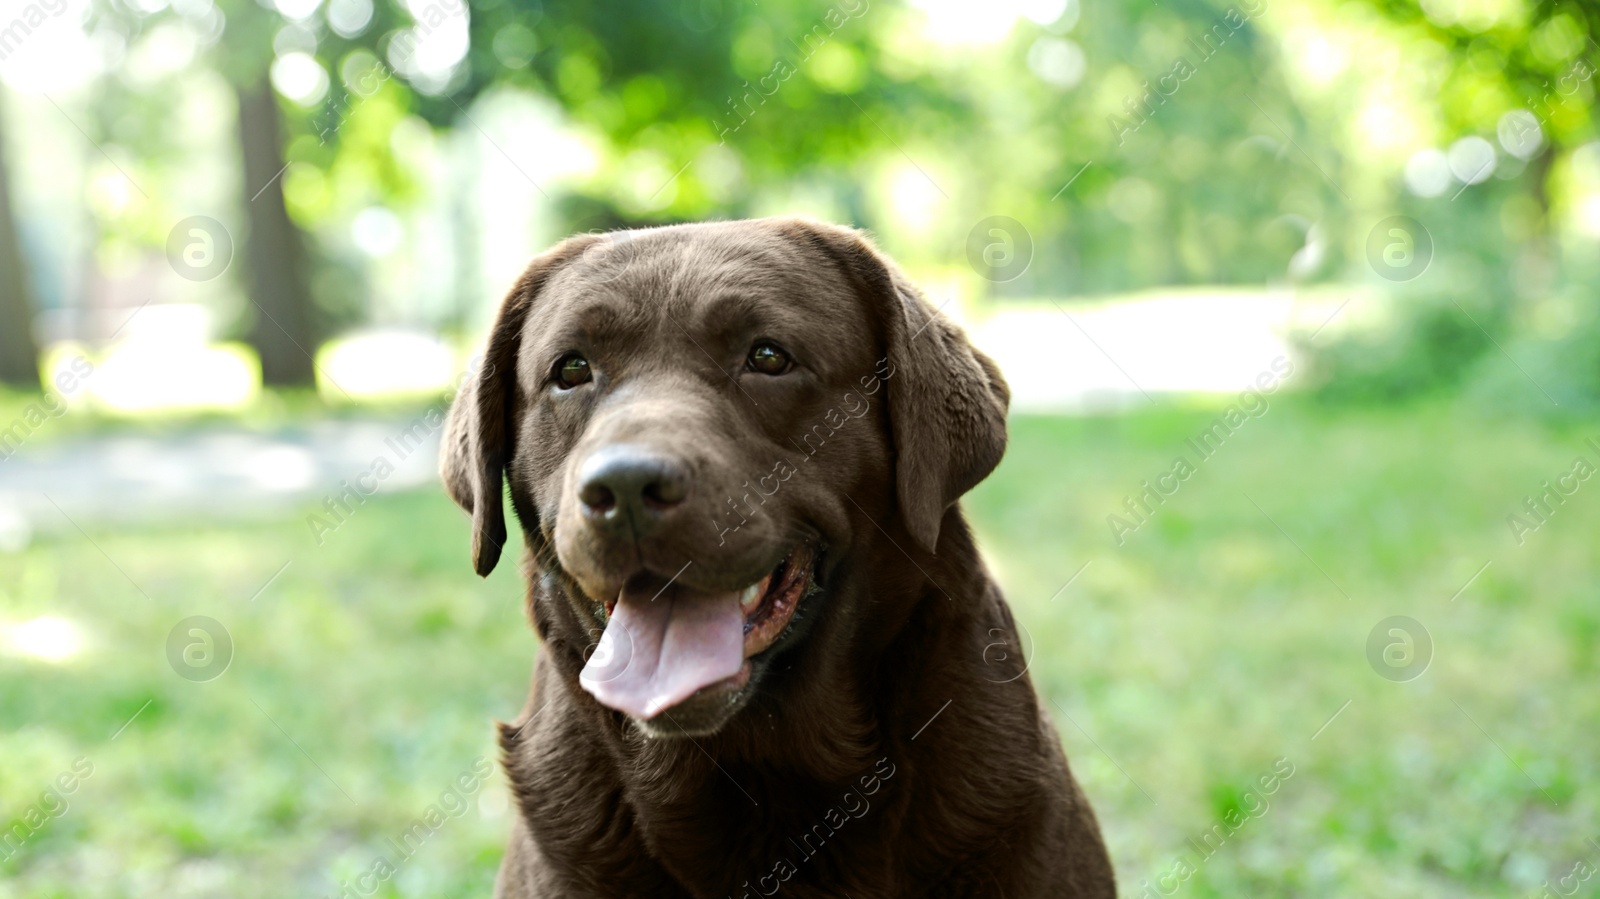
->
xmin=736 ymin=544 xmax=813 ymax=658
xmin=580 ymin=546 xmax=816 ymax=720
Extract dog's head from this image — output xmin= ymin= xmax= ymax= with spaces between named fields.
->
xmin=441 ymin=218 xmax=1008 ymax=736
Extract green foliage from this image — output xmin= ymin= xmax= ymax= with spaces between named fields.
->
xmin=1306 ymin=293 xmax=1498 ymax=404
xmin=56 ymin=0 xmax=1600 ymax=375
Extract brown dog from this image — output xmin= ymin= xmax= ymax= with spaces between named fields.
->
xmin=440 ymin=217 xmax=1114 ymax=898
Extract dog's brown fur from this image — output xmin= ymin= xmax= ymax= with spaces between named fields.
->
xmin=441 ymin=217 xmax=1115 ymax=898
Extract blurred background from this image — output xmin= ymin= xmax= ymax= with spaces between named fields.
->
xmin=1 ymin=0 xmax=1597 ymax=895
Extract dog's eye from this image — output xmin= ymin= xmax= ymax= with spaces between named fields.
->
xmin=746 ymin=342 xmax=790 ymax=375
xmin=555 ymin=354 xmax=592 ymax=389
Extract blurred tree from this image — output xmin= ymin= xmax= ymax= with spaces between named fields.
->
xmin=87 ymin=0 xmax=949 ymax=379
xmin=1348 ymin=0 xmax=1597 ymax=226
xmin=94 ymin=0 xmax=1588 ymax=350
xmin=307 ymin=0 xmax=966 ymax=225
xmin=237 ymin=73 xmax=318 ymax=385
xmin=215 ymin=0 xmax=325 ymax=386
xmin=90 ymin=0 xmax=345 ymax=385
xmin=0 ymin=94 xmax=41 ymax=386
xmin=1313 ymin=0 xmax=1600 ymax=405
xmin=907 ymin=0 xmax=1319 ymax=293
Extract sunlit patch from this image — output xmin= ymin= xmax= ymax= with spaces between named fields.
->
xmin=122 ymin=21 xmax=198 ymax=86
xmin=271 ymin=51 xmax=330 ymax=106
xmin=1497 ymin=110 xmax=1543 ymax=160
xmin=87 ymin=169 xmax=137 ymax=217
xmin=1448 ymin=136 xmax=1497 ymax=184
xmin=327 ymin=0 xmax=374 ymax=38
xmin=616 ymin=148 xmax=680 ymax=214
xmin=971 ymin=290 xmax=1301 ymax=411
xmin=0 ymin=508 xmax=32 ymax=553
xmin=906 ymin=0 xmax=1070 ymax=46
xmin=1404 ymin=149 xmax=1451 ymax=198
xmin=1027 ymin=37 xmax=1085 ymax=90
xmin=1419 ymin=0 xmax=1520 ymax=33
xmin=2 ymin=617 xmax=86 ymax=663
xmin=317 ymin=330 xmax=457 ymax=400
xmin=1572 ymin=194 xmax=1600 ymax=240
xmin=90 ymin=309 xmax=259 ymax=413
xmin=884 ymin=163 xmax=947 ymax=236
xmin=1354 ymin=97 xmax=1419 ymax=155
xmin=1296 ymin=33 xmax=1349 ymax=87
xmin=273 ymin=0 xmax=324 ymax=20
xmin=0 ymin=0 xmax=98 ymax=93
xmin=351 ymin=206 xmax=405 ymax=257
xmin=240 ymin=444 xmax=318 ymax=491
xmin=388 ymin=0 xmax=471 ymax=94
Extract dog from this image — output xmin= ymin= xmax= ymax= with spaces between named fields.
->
xmin=440 ymin=217 xmax=1115 ymax=898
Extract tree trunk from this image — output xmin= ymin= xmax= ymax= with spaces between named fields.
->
xmin=236 ymin=76 xmax=317 ymax=386
xmin=0 ymin=93 xmax=42 ymax=387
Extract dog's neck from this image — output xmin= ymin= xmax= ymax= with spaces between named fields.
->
xmin=504 ymin=513 xmax=1042 ymax=897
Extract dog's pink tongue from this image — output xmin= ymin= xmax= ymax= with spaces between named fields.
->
xmin=579 ymin=583 xmax=745 ymax=720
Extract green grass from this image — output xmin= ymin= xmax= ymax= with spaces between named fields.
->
xmin=3 ymin=399 xmax=1598 ymax=897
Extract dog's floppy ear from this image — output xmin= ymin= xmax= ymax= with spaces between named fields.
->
xmin=441 ymin=235 xmax=602 ymax=576
xmin=777 ymin=218 xmax=1010 ymax=553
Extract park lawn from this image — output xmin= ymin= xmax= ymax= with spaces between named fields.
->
xmin=2 ymin=398 xmax=1597 ymax=897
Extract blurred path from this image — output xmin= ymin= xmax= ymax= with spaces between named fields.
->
xmin=0 ymin=289 xmax=1332 ymax=547
xmin=967 ymin=288 xmax=1318 ymax=412
xmin=0 ymin=419 xmax=442 ymax=549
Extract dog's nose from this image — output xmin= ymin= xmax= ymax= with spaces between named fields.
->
xmin=577 ymin=446 xmax=688 ymax=536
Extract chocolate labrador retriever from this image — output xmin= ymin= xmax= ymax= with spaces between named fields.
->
xmin=440 ymin=217 xmax=1114 ymax=898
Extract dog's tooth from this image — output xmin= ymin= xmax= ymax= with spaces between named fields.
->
xmin=739 ymin=583 xmax=762 ymax=612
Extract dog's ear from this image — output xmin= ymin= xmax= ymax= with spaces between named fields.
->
xmin=441 ymin=235 xmax=602 ymax=576
xmin=776 ymin=218 xmax=1010 ymax=553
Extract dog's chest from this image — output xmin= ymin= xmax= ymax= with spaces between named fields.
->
xmin=641 ymin=789 xmax=902 ymax=899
